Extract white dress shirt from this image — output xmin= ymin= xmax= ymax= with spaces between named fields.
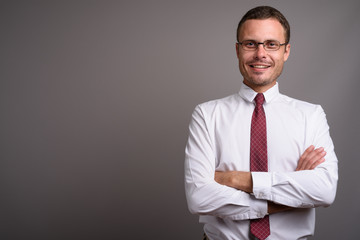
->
xmin=184 ymin=82 xmax=338 ymax=240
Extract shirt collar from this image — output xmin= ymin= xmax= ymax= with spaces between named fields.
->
xmin=238 ymin=81 xmax=280 ymax=104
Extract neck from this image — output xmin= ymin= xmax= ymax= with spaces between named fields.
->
xmin=243 ymin=80 xmax=277 ymax=93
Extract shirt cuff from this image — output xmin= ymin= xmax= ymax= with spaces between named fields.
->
xmin=249 ymin=195 xmax=268 ymax=219
xmin=251 ymin=172 xmax=272 ymax=200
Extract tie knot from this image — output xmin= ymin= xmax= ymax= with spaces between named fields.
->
xmin=254 ymin=93 xmax=265 ymax=106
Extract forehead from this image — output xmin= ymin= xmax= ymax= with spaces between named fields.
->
xmin=239 ymin=18 xmax=286 ymax=41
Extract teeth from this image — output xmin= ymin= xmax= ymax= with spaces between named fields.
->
xmin=253 ymin=65 xmax=269 ymax=69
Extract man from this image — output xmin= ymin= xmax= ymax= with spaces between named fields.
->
xmin=184 ymin=6 xmax=338 ymax=240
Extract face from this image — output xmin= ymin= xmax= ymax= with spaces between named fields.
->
xmin=236 ymin=18 xmax=291 ymax=92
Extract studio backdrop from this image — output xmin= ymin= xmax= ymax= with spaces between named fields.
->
xmin=1 ymin=1 xmax=359 ymax=239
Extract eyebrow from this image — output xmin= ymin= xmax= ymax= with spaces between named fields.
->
xmin=241 ymin=39 xmax=279 ymax=42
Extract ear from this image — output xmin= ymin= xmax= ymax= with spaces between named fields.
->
xmin=283 ymin=43 xmax=291 ymax=61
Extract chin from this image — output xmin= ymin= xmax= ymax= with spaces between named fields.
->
xmin=245 ymin=78 xmax=276 ymax=89
xmin=251 ymin=78 xmax=273 ymax=86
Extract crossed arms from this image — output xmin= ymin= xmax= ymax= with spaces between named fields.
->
xmin=185 ymin=105 xmax=338 ymax=220
xmin=214 ymin=145 xmax=326 ymax=214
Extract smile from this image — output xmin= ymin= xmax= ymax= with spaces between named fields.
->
xmin=250 ymin=65 xmax=270 ymax=69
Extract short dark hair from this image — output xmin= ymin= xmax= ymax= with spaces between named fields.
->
xmin=236 ymin=6 xmax=290 ymax=44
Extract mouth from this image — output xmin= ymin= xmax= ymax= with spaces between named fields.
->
xmin=249 ymin=64 xmax=271 ymax=69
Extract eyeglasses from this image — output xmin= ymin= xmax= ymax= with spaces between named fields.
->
xmin=237 ymin=40 xmax=287 ymax=51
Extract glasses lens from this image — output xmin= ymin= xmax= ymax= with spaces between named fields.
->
xmin=240 ymin=40 xmax=283 ymax=51
xmin=241 ymin=40 xmax=257 ymax=50
xmin=264 ymin=40 xmax=280 ymax=50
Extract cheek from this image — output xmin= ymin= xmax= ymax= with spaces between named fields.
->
xmin=272 ymin=59 xmax=285 ymax=75
xmin=276 ymin=52 xmax=288 ymax=63
xmin=238 ymin=54 xmax=251 ymax=68
xmin=238 ymin=59 xmax=248 ymax=74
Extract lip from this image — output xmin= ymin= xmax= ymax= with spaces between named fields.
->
xmin=248 ymin=63 xmax=271 ymax=72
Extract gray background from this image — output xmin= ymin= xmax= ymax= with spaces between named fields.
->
xmin=1 ymin=0 xmax=359 ymax=239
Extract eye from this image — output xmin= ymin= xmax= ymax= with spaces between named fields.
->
xmin=265 ymin=40 xmax=280 ymax=49
xmin=243 ymin=40 xmax=257 ymax=48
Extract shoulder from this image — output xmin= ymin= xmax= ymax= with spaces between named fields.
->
xmin=275 ymin=94 xmax=327 ymax=127
xmin=194 ymin=93 xmax=241 ymax=115
xmin=277 ymin=93 xmax=324 ymax=113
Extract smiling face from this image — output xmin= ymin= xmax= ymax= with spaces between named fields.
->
xmin=236 ymin=18 xmax=291 ymax=93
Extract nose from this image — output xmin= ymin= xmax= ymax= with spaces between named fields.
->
xmin=254 ymin=44 xmax=267 ymax=59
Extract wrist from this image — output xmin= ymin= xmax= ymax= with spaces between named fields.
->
xmin=233 ymin=171 xmax=253 ymax=193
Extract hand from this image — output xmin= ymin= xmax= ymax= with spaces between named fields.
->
xmin=296 ymin=145 xmax=326 ymax=171
xmin=269 ymin=146 xmax=326 ymax=214
xmin=215 ymin=171 xmax=253 ymax=193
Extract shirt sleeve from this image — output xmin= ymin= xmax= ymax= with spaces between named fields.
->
xmin=185 ymin=105 xmax=267 ymax=220
xmin=252 ymin=105 xmax=338 ymax=208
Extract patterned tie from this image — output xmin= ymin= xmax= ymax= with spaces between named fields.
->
xmin=250 ymin=93 xmax=270 ymax=240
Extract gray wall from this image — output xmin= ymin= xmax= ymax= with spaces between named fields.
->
xmin=1 ymin=1 xmax=359 ymax=239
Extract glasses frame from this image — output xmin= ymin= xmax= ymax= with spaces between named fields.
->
xmin=237 ymin=40 xmax=287 ymax=51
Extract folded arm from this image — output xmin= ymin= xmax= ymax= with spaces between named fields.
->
xmin=185 ymin=106 xmax=267 ymax=220
xmin=215 ymin=106 xmax=338 ymax=211
xmin=250 ymin=107 xmax=338 ymax=209
xmin=215 ymin=145 xmax=327 ymax=214
xmin=185 ymin=105 xmax=338 ymax=219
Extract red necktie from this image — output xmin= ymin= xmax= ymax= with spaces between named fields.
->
xmin=250 ymin=93 xmax=270 ymax=240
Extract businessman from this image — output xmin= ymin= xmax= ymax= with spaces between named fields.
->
xmin=185 ymin=6 xmax=338 ymax=240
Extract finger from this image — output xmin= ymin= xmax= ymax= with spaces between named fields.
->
xmin=302 ymin=145 xmax=315 ymax=159
xmin=301 ymin=149 xmax=319 ymax=170
xmin=296 ymin=145 xmax=315 ymax=170
xmin=297 ymin=146 xmax=325 ymax=171
xmin=309 ymin=151 xmax=326 ymax=169
xmin=310 ymin=157 xmax=325 ymax=169
xmin=303 ymin=147 xmax=325 ymax=170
